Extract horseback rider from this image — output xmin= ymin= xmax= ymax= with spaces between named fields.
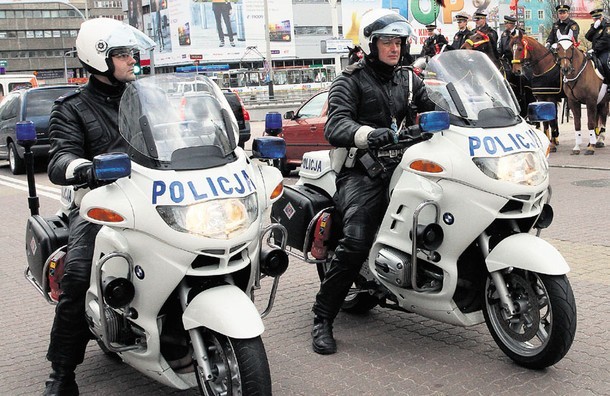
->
xmin=472 ymin=11 xmax=499 ymax=59
xmin=498 ymin=15 xmax=524 ymax=65
xmin=420 ymin=24 xmax=450 ymax=57
xmin=546 ymin=4 xmax=580 ymax=50
xmin=451 ymin=12 xmax=471 ymax=50
xmin=585 ymin=8 xmax=610 ymax=88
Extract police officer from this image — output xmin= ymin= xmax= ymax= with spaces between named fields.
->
xmin=472 ymin=11 xmax=499 ymax=59
xmin=43 ymin=18 xmax=155 ymax=395
xmin=420 ymin=24 xmax=450 ymax=57
xmin=311 ymin=9 xmax=435 ymax=355
xmin=498 ymin=15 xmax=523 ymax=62
xmin=546 ymin=4 xmax=580 ymax=49
xmin=585 ymin=8 xmax=610 ymax=85
xmin=451 ymin=13 xmax=471 ymax=50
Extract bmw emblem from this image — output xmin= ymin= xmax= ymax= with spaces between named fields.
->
xmin=134 ymin=265 xmax=145 ymax=280
xmin=443 ymin=212 xmax=454 ymax=225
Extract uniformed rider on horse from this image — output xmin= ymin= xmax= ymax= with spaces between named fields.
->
xmin=546 ymin=3 xmax=580 ymax=50
xmin=450 ymin=12 xmax=471 ymax=50
xmin=585 ymin=8 xmax=610 ymax=89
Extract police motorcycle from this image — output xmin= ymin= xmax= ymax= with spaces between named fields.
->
xmin=20 ymin=74 xmax=289 ymax=395
xmin=270 ymin=50 xmax=576 ymax=369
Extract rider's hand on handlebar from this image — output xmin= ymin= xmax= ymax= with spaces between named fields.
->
xmin=367 ymin=128 xmax=397 ymax=149
xmin=73 ymin=162 xmax=108 ymax=190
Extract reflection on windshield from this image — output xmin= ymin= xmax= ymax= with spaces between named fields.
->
xmin=119 ymin=74 xmax=237 ymax=164
xmin=424 ymin=51 xmax=519 ymax=121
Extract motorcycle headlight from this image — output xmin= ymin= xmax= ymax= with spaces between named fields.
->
xmin=472 ymin=151 xmax=548 ymax=185
xmin=156 ymin=193 xmax=258 ymax=239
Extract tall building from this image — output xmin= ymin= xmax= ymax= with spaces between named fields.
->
xmin=0 ymin=1 xmax=123 ymax=84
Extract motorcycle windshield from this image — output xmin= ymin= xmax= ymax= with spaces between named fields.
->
xmin=424 ymin=51 xmax=520 ymax=125
xmin=119 ymin=74 xmax=239 ymax=170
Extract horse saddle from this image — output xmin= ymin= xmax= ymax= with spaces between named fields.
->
xmin=587 ymin=52 xmax=607 ymax=80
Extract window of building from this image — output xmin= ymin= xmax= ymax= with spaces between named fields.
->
xmin=525 ymin=10 xmax=531 ymax=20
xmin=538 ymin=10 xmax=544 ymax=19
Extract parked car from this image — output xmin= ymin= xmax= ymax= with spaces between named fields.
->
xmin=0 ymin=85 xmax=77 ymax=174
xmin=222 ymin=89 xmax=251 ymax=148
xmin=268 ymin=90 xmax=332 ymax=176
xmin=0 ymin=73 xmax=39 ymax=100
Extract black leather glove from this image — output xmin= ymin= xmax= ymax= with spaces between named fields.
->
xmin=73 ymin=162 xmax=103 ymax=190
xmin=367 ymin=128 xmax=397 ymax=149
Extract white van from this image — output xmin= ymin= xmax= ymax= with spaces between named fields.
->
xmin=0 ymin=74 xmax=39 ymax=100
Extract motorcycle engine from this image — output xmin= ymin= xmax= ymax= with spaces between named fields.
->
xmin=374 ymin=247 xmax=412 ymax=288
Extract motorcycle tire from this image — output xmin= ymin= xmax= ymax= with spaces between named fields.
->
xmin=194 ymin=328 xmax=271 ymax=396
xmin=483 ymin=270 xmax=577 ymax=369
xmin=317 ymin=261 xmax=379 ymax=315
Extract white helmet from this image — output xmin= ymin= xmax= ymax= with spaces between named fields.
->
xmin=76 ymin=18 xmax=156 ymax=76
xmin=358 ymin=9 xmax=414 ymax=56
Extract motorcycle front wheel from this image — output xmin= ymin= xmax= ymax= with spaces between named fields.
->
xmin=483 ymin=270 xmax=577 ymax=369
xmin=194 ymin=329 xmax=271 ymax=396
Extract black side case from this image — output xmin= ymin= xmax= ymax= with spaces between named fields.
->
xmin=25 ymin=215 xmax=69 ymax=285
xmin=271 ymin=184 xmax=333 ymax=251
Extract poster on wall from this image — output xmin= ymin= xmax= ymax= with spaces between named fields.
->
xmin=148 ymin=0 xmax=296 ymax=67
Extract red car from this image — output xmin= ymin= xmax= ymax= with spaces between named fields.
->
xmin=270 ymin=90 xmax=332 ymax=176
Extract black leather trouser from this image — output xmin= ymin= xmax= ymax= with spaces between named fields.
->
xmin=312 ymin=161 xmax=396 ymax=320
xmin=47 ymin=208 xmax=101 ymax=367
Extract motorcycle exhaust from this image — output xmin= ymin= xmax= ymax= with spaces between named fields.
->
xmin=260 ymin=246 xmax=289 ymax=277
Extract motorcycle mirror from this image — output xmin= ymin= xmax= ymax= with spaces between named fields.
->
xmin=528 ymin=102 xmax=556 ymax=122
xmin=252 ymin=136 xmax=286 ymax=159
xmin=93 ymin=153 xmax=132 ymax=181
xmin=419 ymin=111 xmax=450 ymax=133
xmin=16 ymin=120 xmax=37 ymax=148
xmin=265 ymin=112 xmax=282 ymax=136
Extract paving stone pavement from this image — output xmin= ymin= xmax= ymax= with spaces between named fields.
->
xmin=0 ymin=117 xmax=608 ymax=395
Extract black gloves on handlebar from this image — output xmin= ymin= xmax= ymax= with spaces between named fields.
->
xmin=367 ymin=128 xmax=397 ymax=149
xmin=73 ymin=162 xmax=105 ymax=190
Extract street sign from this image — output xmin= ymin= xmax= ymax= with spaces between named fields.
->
xmin=0 ymin=60 xmax=7 ymax=67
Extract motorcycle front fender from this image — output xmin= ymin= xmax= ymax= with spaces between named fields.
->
xmin=182 ymin=284 xmax=264 ymax=338
xmin=486 ymin=233 xmax=570 ymax=275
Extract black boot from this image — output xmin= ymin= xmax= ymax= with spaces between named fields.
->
xmin=43 ymin=364 xmax=78 ymax=396
xmin=311 ymin=315 xmax=337 ymax=355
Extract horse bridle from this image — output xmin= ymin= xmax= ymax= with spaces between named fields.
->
xmin=512 ymin=38 xmax=557 ymax=73
xmin=465 ymin=32 xmax=490 ymax=49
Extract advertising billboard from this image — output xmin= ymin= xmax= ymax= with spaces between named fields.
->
xmin=148 ymin=0 xmax=296 ymax=66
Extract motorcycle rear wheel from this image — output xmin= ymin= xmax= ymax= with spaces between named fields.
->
xmin=483 ymin=270 xmax=576 ymax=369
xmin=194 ymin=329 xmax=271 ymax=396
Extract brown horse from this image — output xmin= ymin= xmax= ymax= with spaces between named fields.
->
xmin=555 ymin=36 xmax=608 ymax=154
xmin=461 ymin=31 xmax=500 ymax=68
xmin=510 ymin=32 xmax=565 ymax=151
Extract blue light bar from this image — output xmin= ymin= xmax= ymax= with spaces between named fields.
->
xmin=527 ymin=102 xmax=556 ymax=122
xmin=16 ymin=120 xmax=37 ymax=145
xmin=419 ymin=111 xmax=450 ymax=133
xmin=93 ymin=153 xmax=131 ymax=181
xmin=252 ymin=137 xmax=286 ymax=159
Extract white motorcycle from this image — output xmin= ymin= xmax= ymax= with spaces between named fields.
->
xmin=20 ymin=74 xmax=289 ymax=395
xmin=270 ymin=51 xmax=577 ymax=369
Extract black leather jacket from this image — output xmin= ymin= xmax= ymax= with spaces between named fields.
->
xmin=451 ymin=28 xmax=471 ymax=50
xmin=547 ymin=18 xmax=580 ymax=46
xmin=586 ymin=18 xmax=610 ymax=54
xmin=48 ymin=76 xmax=128 ymax=185
xmin=324 ymin=59 xmax=434 ymax=149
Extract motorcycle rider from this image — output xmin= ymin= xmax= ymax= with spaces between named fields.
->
xmin=546 ymin=4 xmax=580 ymax=50
xmin=472 ymin=11 xmax=499 ymax=60
xmin=311 ymin=8 xmax=435 ymax=355
xmin=585 ymin=8 xmax=610 ymax=87
xmin=43 ymin=18 xmax=154 ymax=395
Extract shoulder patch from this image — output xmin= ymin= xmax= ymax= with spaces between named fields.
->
xmin=571 ymin=25 xmax=577 ymax=31
xmin=54 ymin=89 xmax=81 ymax=104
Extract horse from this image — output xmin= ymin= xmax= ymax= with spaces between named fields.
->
xmin=461 ymin=31 xmax=500 ymax=68
xmin=464 ymin=31 xmax=535 ymax=118
xmin=510 ymin=32 xmax=565 ymax=151
xmin=555 ymin=35 xmax=608 ymax=154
